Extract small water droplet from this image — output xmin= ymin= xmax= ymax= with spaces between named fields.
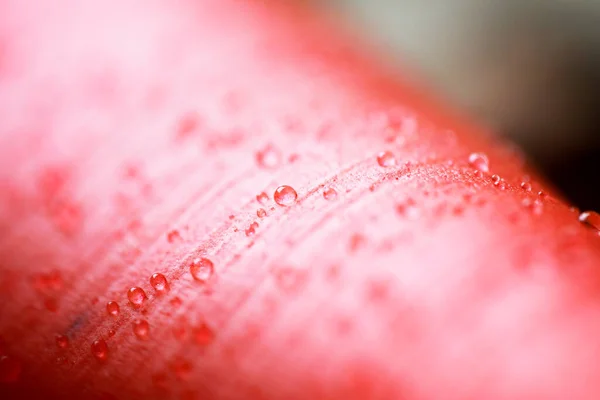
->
xmin=91 ymin=339 xmax=108 ymax=361
xmin=150 ymin=273 xmax=169 ymax=292
xmin=107 ymin=330 xmax=116 ymax=338
xmin=323 ymin=187 xmax=338 ymax=201
xmin=171 ymin=359 xmax=193 ymax=381
xmin=167 ymin=230 xmax=182 ymax=243
xmin=274 ymin=268 xmax=307 ymax=293
xmin=55 ymin=334 xmax=69 ymax=349
xmin=106 ymin=301 xmax=120 ymax=316
xmin=522 ymin=198 xmax=543 ymax=215
xmin=579 ymin=211 xmax=600 ymax=231
xmin=395 ymin=199 xmax=420 ymax=220
xmin=538 ymin=190 xmax=548 ymax=199
xmin=0 ymin=355 xmax=22 ymax=383
xmin=193 ymin=322 xmax=215 ymax=346
xmin=127 ymin=287 xmax=146 ymax=307
xmin=245 ymin=222 xmax=259 ymax=237
xmin=170 ymin=297 xmax=182 ymax=308
xmin=133 ymin=319 xmax=150 ymax=340
xmin=256 ymin=208 xmax=267 ymax=218
xmin=377 ymin=151 xmax=396 ymax=167
xmin=256 ymin=192 xmax=269 ymax=205
xmin=520 ymin=181 xmax=532 ymax=191
xmin=491 ymin=175 xmax=500 ymax=184
xmin=274 ymin=185 xmax=297 ymax=206
xmin=255 ymin=144 xmax=281 ymax=169
xmin=468 ymin=152 xmax=489 ymax=173
xmin=190 ymin=258 xmax=214 ymax=282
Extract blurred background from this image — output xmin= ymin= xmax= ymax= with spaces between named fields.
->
xmin=320 ymin=0 xmax=600 ymax=210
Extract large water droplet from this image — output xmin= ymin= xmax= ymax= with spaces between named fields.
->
xmin=150 ymin=273 xmax=169 ymax=292
xmin=91 ymin=339 xmax=108 ymax=361
xmin=377 ymin=151 xmax=396 ymax=167
xmin=190 ymin=258 xmax=214 ymax=282
xmin=256 ymin=192 xmax=269 ymax=205
xmin=55 ymin=334 xmax=69 ymax=349
xmin=323 ymin=187 xmax=338 ymax=201
xmin=255 ymin=144 xmax=281 ymax=169
xmin=193 ymin=322 xmax=215 ymax=346
xmin=274 ymin=185 xmax=297 ymax=206
xmin=256 ymin=208 xmax=267 ymax=218
xmin=468 ymin=152 xmax=489 ymax=173
xmin=106 ymin=301 xmax=120 ymax=316
xmin=127 ymin=287 xmax=146 ymax=307
xmin=579 ymin=211 xmax=600 ymax=231
xmin=0 ymin=356 xmax=22 ymax=383
xmin=133 ymin=319 xmax=150 ymax=340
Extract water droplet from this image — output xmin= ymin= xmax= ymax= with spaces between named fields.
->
xmin=522 ymin=198 xmax=543 ymax=215
xmin=193 ymin=322 xmax=215 ymax=346
xmin=491 ymin=175 xmax=501 ymax=185
xmin=107 ymin=330 xmax=116 ymax=338
xmin=256 ymin=208 xmax=267 ymax=218
xmin=579 ymin=211 xmax=600 ymax=231
xmin=190 ymin=258 xmax=214 ymax=282
xmin=377 ymin=151 xmax=396 ymax=167
xmin=167 ymin=230 xmax=182 ymax=243
xmin=468 ymin=152 xmax=489 ymax=173
xmin=274 ymin=268 xmax=307 ymax=293
xmin=106 ymin=301 xmax=120 ymax=316
xmin=127 ymin=287 xmax=146 ymax=307
xmin=133 ymin=319 xmax=150 ymax=340
xmin=274 ymin=185 xmax=297 ymax=206
xmin=0 ymin=355 xmax=22 ymax=383
xmin=170 ymin=297 xmax=182 ymax=308
xmin=395 ymin=199 xmax=420 ymax=220
xmin=538 ymin=190 xmax=548 ymax=199
xmin=323 ymin=187 xmax=338 ymax=201
xmin=171 ymin=359 xmax=193 ymax=381
xmin=245 ymin=222 xmax=259 ymax=237
xmin=256 ymin=192 xmax=269 ymax=205
xmin=520 ymin=181 xmax=532 ymax=191
xmin=91 ymin=339 xmax=108 ymax=361
xmin=55 ymin=334 xmax=69 ymax=349
xmin=150 ymin=273 xmax=169 ymax=292
xmin=255 ymin=144 xmax=281 ymax=169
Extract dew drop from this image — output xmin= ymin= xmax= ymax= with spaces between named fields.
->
xmin=127 ymin=287 xmax=146 ymax=307
xmin=579 ymin=211 xmax=600 ymax=231
xmin=133 ymin=319 xmax=150 ymax=340
xmin=395 ymin=199 xmax=420 ymax=220
xmin=170 ymin=297 xmax=182 ymax=308
xmin=538 ymin=190 xmax=548 ymax=199
xmin=0 ymin=355 xmax=22 ymax=383
xmin=468 ymin=152 xmax=489 ymax=173
xmin=256 ymin=208 xmax=267 ymax=218
xmin=190 ymin=258 xmax=214 ymax=282
xmin=377 ymin=151 xmax=396 ymax=167
xmin=150 ymin=273 xmax=169 ymax=292
xmin=106 ymin=301 xmax=120 ymax=316
xmin=193 ymin=322 xmax=215 ymax=346
xmin=274 ymin=185 xmax=297 ymax=206
xmin=256 ymin=192 xmax=269 ymax=205
xmin=255 ymin=144 xmax=281 ymax=169
xmin=55 ymin=334 xmax=69 ymax=349
xmin=491 ymin=175 xmax=501 ymax=185
xmin=107 ymin=330 xmax=116 ymax=338
xmin=167 ymin=230 xmax=182 ymax=243
xmin=323 ymin=187 xmax=338 ymax=201
xmin=520 ymin=181 xmax=532 ymax=191
xmin=245 ymin=222 xmax=259 ymax=237
xmin=91 ymin=339 xmax=108 ymax=361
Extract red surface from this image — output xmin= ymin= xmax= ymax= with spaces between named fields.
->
xmin=1 ymin=0 xmax=600 ymax=399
